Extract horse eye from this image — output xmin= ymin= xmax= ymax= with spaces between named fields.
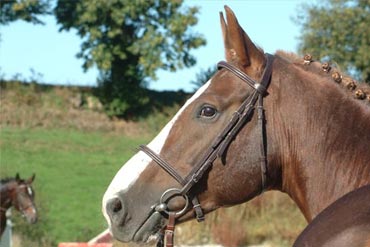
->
xmin=200 ymin=106 xmax=217 ymax=118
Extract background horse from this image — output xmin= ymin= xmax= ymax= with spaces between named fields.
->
xmin=102 ymin=6 xmax=370 ymax=245
xmin=0 ymin=173 xmax=37 ymax=236
xmin=294 ymin=184 xmax=370 ymax=247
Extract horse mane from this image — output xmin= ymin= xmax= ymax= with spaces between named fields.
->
xmin=276 ymin=50 xmax=370 ymax=108
xmin=0 ymin=177 xmax=15 ymax=185
xmin=0 ymin=177 xmax=27 ymax=186
xmin=0 ymin=178 xmax=15 ymax=192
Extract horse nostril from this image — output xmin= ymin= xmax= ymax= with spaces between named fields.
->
xmin=106 ymin=197 xmax=128 ymax=223
xmin=112 ymin=198 xmax=122 ymax=213
xmin=107 ymin=197 xmax=123 ymax=215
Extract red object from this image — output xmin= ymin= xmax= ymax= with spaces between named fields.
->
xmin=59 ymin=229 xmax=113 ymax=247
xmin=88 ymin=229 xmax=113 ymax=244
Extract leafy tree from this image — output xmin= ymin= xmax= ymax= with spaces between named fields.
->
xmin=0 ymin=0 xmax=51 ymax=25
xmin=54 ymin=0 xmax=206 ymax=117
xmin=191 ymin=65 xmax=217 ymax=91
xmin=296 ymin=0 xmax=370 ymax=82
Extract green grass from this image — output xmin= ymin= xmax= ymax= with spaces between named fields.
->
xmin=0 ymin=127 xmax=150 ymax=244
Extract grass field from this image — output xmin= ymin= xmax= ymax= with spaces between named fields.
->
xmin=0 ymin=127 xmax=150 ymax=245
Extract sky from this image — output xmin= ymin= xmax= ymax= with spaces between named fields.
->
xmin=0 ymin=0 xmax=306 ymax=92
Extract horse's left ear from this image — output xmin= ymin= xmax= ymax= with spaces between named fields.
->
xmin=220 ymin=6 xmax=265 ymax=78
xmin=15 ymin=173 xmax=20 ymax=181
xmin=27 ymin=174 xmax=36 ymax=184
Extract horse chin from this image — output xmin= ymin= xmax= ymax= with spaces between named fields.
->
xmin=23 ymin=208 xmax=38 ymax=224
xmin=111 ymin=211 xmax=165 ymax=244
xmin=133 ymin=211 xmax=166 ymax=244
xmin=26 ymin=215 xmax=37 ymax=224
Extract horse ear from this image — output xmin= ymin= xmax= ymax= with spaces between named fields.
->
xmin=221 ymin=6 xmax=265 ymax=76
xmin=15 ymin=173 xmax=20 ymax=181
xmin=220 ymin=11 xmax=233 ymax=62
xmin=27 ymin=174 xmax=36 ymax=184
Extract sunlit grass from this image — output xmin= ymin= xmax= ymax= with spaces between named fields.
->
xmin=0 ymin=127 xmax=150 ymax=244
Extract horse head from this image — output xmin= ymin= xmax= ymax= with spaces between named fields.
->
xmin=13 ymin=173 xmax=37 ymax=224
xmin=102 ymin=6 xmax=275 ymax=244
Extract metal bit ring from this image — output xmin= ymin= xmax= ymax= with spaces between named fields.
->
xmin=158 ymin=188 xmax=189 ymax=217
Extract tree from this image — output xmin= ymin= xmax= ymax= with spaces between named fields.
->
xmin=54 ymin=0 xmax=206 ymax=117
xmin=296 ymin=0 xmax=370 ymax=82
xmin=0 ymin=0 xmax=51 ymax=25
xmin=191 ymin=65 xmax=217 ymax=91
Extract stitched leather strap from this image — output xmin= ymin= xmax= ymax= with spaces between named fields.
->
xmin=139 ymin=145 xmax=185 ymax=185
xmin=164 ymin=212 xmax=176 ymax=247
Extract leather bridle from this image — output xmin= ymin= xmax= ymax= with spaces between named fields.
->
xmin=139 ymin=53 xmax=274 ymax=247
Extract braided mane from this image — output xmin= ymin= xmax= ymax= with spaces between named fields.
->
xmin=276 ymin=50 xmax=370 ymax=107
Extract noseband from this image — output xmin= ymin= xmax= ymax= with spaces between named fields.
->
xmin=139 ymin=53 xmax=274 ymax=247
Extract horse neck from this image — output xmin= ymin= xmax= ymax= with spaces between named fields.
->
xmin=267 ymin=58 xmax=370 ymax=221
xmin=0 ymin=210 xmax=6 ymax=236
xmin=0 ymin=186 xmax=10 ymax=236
xmin=0 ymin=184 xmax=13 ymax=211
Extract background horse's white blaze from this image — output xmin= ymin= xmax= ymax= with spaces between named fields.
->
xmin=102 ymin=79 xmax=212 ymax=226
xmin=27 ymin=186 xmax=34 ymax=197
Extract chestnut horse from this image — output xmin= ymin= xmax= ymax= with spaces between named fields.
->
xmin=103 ymin=6 xmax=370 ymax=246
xmin=0 ymin=173 xmax=37 ymax=236
xmin=293 ymin=184 xmax=370 ymax=247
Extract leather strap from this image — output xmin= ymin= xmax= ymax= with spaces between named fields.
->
xmin=257 ymin=94 xmax=268 ymax=191
xmin=181 ymin=54 xmax=274 ymax=195
xmin=138 ymin=145 xmax=205 ymax=221
xmin=191 ymin=196 xmax=204 ymax=222
xmin=164 ymin=212 xmax=176 ymax=247
xmin=139 ymin=145 xmax=185 ymax=185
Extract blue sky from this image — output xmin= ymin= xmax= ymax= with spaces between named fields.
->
xmin=0 ymin=0 xmax=306 ymax=92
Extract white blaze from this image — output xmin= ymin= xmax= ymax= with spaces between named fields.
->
xmin=102 ymin=79 xmax=212 ymax=224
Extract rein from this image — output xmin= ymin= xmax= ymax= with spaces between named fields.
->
xmin=139 ymin=53 xmax=274 ymax=247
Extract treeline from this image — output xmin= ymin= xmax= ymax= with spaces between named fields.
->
xmin=0 ymin=79 xmax=189 ymax=120
xmin=1 ymin=0 xmax=369 ymax=118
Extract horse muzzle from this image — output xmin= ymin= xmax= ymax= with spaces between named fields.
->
xmin=104 ymin=195 xmax=166 ymax=243
xmin=23 ymin=207 xmax=38 ymax=224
